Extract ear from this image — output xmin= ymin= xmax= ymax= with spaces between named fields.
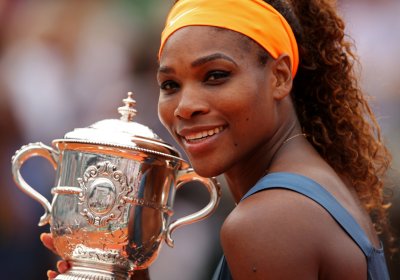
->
xmin=271 ymin=54 xmax=293 ymax=100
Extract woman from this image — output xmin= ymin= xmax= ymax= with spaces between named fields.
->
xmin=45 ymin=0 xmax=392 ymax=279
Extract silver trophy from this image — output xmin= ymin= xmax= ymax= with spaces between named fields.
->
xmin=11 ymin=92 xmax=221 ymax=279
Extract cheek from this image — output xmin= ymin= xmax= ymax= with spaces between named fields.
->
xmin=157 ymin=97 xmax=175 ymax=131
xmin=224 ymin=88 xmax=274 ymax=141
xmin=222 ymin=85 xmax=269 ymax=122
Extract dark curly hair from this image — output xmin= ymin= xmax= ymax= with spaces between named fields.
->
xmin=264 ymin=0 xmax=393 ymax=244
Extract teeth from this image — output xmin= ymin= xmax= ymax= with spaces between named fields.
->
xmin=185 ymin=126 xmax=224 ymax=141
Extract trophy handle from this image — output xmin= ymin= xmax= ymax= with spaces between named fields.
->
xmin=11 ymin=142 xmax=59 ymax=226
xmin=165 ymin=168 xmax=221 ymax=247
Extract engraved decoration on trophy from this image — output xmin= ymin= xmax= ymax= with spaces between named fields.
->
xmin=11 ymin=92 xmax=221 ymax=280
xmin=77 ymin=161 xmax=132 ymax=227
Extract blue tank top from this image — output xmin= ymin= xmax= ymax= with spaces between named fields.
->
xmin=212 ymin=172 xmax=390 ymax=280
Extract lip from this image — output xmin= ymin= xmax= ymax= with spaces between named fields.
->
xmin=177 ymin=125 xmax=226 ymax=154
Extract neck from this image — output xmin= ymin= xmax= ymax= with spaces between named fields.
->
xmin=224 ymin=119 xmax=303 ymax=203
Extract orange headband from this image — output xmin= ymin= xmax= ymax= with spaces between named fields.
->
xmin=159 ymin=0 xmax=299 ymax=77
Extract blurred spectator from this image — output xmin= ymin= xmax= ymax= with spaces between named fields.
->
xmin=0 ymin=78 xmax=56 ymax=279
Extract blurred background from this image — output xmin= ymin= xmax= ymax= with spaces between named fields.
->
xmin=0 ymin=0 xmax=399 ymax=279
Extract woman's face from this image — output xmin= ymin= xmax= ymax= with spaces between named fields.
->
xmin=158 ymin=26 xmax=282 ymax=177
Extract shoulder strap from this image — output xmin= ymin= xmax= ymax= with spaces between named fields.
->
xmin=212 ymin=256 xmax=232 ymax=280
xmin=241 ymin=172 xmax=373 ymax=257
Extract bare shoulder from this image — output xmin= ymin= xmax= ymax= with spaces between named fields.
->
xmin=221 ymin=189 xmax=322 ymax=279
xmin=220 ymin=189 xmax=366 ymax=280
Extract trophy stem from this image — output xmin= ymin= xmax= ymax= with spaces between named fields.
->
xmin=54 ymin=261 xmax=131 ymax=280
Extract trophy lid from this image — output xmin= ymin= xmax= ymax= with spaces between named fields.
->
xmin=54 ymin=92 xmax=183 ymax=162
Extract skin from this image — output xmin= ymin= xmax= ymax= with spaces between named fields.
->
xmin=158 ymin=26 xmax=380 ymax=279
xmin=41 ymin=233 xmax=70 ymax=279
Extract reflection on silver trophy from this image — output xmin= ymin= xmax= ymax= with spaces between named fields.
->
xmin=11 ymin=92 xmax=221 ymax=279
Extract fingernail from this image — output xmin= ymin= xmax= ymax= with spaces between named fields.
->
xmin=57 ymin=261 xmax=68 ymax=272
xmin=47 ymin=270 xmax=55 ymax=279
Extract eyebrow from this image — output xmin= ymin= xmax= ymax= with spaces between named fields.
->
xmin=158 ymin=65 xmax=175 ymax=74
xmin=191 ymin=53 xmax=237 ymax=67
xmin=158 ymin=53 xmax=237 ymax=74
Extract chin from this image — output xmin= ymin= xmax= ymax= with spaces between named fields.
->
xmin=189 ymin=160 xmax=225 ymax=178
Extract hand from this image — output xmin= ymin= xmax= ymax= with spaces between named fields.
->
xmin=40 ymin=233 xmax=70 ymax=280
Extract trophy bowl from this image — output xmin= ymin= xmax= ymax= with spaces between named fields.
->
xmin=11 ymin=92 xmax=221 ymax=279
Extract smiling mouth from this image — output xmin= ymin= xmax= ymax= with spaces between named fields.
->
xmin=183 ymin=126 xmax=225 ymax=143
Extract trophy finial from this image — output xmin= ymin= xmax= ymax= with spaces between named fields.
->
xmin=118 ymin=92 xmax=137 ymax=122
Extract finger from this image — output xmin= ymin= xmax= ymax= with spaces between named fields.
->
xmin=40 ymin=233 xmax=57 ymax=254
xmin=47 ymin=270 xmax=58 ymax=280
xmin=56 ymin=260 xmax=70 ymax=274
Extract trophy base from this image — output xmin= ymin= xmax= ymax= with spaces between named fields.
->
xmin=54 ymin=265 xmax=130 ymax=280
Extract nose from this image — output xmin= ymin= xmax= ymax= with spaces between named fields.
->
xmin=174 ymin=88 xmax=209 ymax=119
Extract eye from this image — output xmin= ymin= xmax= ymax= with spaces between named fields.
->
xmin=204 ymin=70 xmax=231 ymax=84
xmin=160 ymin=80 xmax=180 ymax=94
